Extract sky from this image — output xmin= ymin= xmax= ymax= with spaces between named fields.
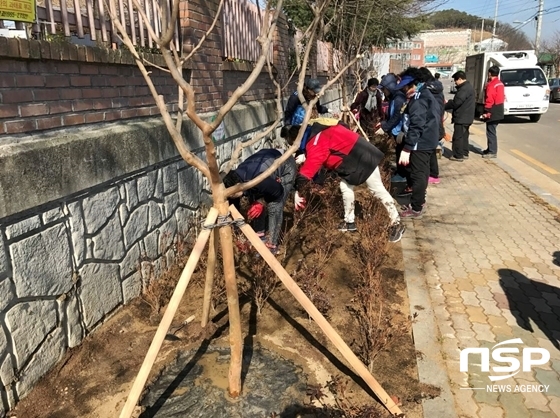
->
xmin=433 ymin=0 xmax=560 ymax=43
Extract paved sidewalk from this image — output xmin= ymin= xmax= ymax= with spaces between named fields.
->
xmin=403 ymin=141 xmax=560 ymax=417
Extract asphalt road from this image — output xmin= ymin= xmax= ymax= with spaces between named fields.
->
xmin=442 ymin=78 xmax=560 ymax=183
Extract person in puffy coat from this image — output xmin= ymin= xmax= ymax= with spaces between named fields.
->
xmin=223 ymin=148 xmax=296 ymax=254
xmin=285 ymin=119 xmax=405 ymax=243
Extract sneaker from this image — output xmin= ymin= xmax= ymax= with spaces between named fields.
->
xmin=482 ymin=153 xmax=497 ymax=159
xmin=397 ymin=186 xmax=412 ymax=197
xmin=482 ymin=149 xmax=490 ymax=154
xmin=266 ymin=243 xmax=279 ymax=255
xmin=338 ymin=221 xmax=357 ymax=232
xmin=388 ymin=223 xmax=406 ymax=243
xmin=391 ymin=174 xmax=407 ymax=183
xmin=400 ymin=205 xmax=424 ymax=220
xmin=428 ymin=176 xmax=440 ymax=185
xmin=449 ymin=156 xmax=464 ymax=162
xmin=463 ymin=155 xmax=469 ymax=160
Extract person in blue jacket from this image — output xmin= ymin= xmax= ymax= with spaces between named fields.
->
xmin=380 ymin=73 xmax=408 ymax=183
xmin=283 ymin=79 xmax=331 ymax=127
xmin=222 ymin=148 xmax=296 ymax=254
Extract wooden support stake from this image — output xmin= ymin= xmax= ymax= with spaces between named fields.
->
xmin=229 ymin=205 xmax=403 ymax=417
xmin=201 ymin=228 xmax=218 ymax=328
xmin=347 ymin=110 xmax=370 ymax=141
xmin=119 ymin=208 xmax=219 ymax=418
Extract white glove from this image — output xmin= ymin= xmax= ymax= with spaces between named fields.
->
xmin=399 ymin=150 xmax=410 ymax=166
xmin=327 ymin=108 xmax=333 ymax=113
xmin=295 ymin=154 xmax=306 ymax=164
xmin=375 ymin=128 xmax=384 ymax=135
xmin=294 ymin=191 xmax=306 ymax=210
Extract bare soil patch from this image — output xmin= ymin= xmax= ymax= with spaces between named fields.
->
xmin=9 ymin=162 xmax=438 ymax=418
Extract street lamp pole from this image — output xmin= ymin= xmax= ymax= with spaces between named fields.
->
xmin=535 ymin=0 xmax=544 ymax=54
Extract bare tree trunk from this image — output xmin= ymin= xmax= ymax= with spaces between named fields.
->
xmin=216 ymin=198 xmax=243 ymax=397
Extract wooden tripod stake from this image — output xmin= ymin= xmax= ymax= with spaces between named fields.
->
xmin=119 ymin=208 xmax=219 ymax=418
xmin=201 ymin=228 xmax=218 ymax=328
xmin=230 ymin=205 xmax=403 ymax=417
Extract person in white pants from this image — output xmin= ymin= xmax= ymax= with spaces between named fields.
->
xmin=286 ymin=120 xmax=405 ymax=243
xmin=339 ymin=168 xmax=400 ymax=226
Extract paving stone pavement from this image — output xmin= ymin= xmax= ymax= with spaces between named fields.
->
xmin=404 ymin=144 xmax=560 ymax=418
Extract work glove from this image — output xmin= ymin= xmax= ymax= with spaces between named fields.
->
xmin=294 ymin=191 xmax=306 ymax=211
xmin=480 ymin=112 xmax=491 ymax=120
xmin=247 ymin=201 xmax=264 ymax=220
xmin=399 ymin=150 xmax=411 ymax=166
xmin=327 ymin=108 xmax=334 ymax=113
xmin=295 ymin=154 xmax=306 ymax=164
xmin=396 ymin=132 xmax=405 ymax=144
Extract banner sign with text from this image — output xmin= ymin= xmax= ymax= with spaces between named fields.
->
xmin=0 ymin=0 xmax=36 ymax=23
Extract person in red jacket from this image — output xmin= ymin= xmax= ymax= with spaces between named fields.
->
xmin=285 ymin=120 xmax=405 ymax=243
xmin=481 ymin=65 xmax=505 ymax=158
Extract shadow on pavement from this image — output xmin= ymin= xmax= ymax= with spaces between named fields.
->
xmin=501 ymin=116 xmax=532 ymax=124
xmin=553 ymin=251 xmax=560 ymax=267
xmin=498 ymin=268 xmax=560 ymax=351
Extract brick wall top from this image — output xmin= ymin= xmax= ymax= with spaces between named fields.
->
xmin=0 ymin=37 xmax=169 ymax=68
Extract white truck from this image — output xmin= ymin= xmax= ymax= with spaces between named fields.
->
xmin=465 ymin=50 xmax=550 ymax=122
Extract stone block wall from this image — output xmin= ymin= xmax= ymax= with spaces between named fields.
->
xmin=0 ymin=154 xmax=207 ymax=409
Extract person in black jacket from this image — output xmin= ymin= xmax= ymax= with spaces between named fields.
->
xmin=223 ymin=148 xmax=296 ymax=254
xmin=419 ymin=68 xmax=444 ymax=184
xmin=396 ymin=67 xmax=440 ymax=219
xmin=445 ymin=71 xmax=475 ymax=161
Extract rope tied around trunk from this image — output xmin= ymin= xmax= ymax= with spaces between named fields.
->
xmin=201 ymin=213 xmax=246 ymax=230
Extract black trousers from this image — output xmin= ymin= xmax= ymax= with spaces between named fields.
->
xmin=486 ymin=121 xmax=499 ymax=154
xmin=429 ymin=150 xmax=439 ymax=178
xmin=395 ymin=140 xmax=410 ymax=179
xmin=452 ymin=123 xmax=471 ymax=158
xmin=410 ymin=150 xmax=433 ymax=212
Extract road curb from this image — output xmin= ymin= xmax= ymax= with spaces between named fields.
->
xmin=445 ymin=121 xmax=560 ymax=212
xmin=401 ymin=224 xmax=458 ymax=418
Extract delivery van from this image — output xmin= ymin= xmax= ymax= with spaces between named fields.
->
xmin=465 ymin=50 xmax=550 ymax=122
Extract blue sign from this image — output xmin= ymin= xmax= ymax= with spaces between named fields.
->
xmin=425 ymin=55 xmax=439 ymax=63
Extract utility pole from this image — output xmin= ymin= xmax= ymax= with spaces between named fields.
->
xmin=535 ymin=0 xmax=544 ymax=54
xmin=479 ymin=19 xmax=485 ymax=51
xmin=491 ymin=0 xmax=499 ymax=52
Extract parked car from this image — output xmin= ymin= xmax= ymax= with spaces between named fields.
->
xmin=550 ymin=78 xmax=560 ymax=102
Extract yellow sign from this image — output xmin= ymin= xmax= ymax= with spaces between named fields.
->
xmin=0 ymin=0 xmax=36 ymax=23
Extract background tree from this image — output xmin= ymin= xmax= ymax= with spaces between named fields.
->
xmin=426 ymin=9 xmax=532 ymax=51
xmin=542 ymin=30 xmax=560 ymax=77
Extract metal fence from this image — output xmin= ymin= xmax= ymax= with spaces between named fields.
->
xmin=222 ymin=0 xmax=272 ymax=63
xmin=1 ymin=0 xmax=179 ymax=50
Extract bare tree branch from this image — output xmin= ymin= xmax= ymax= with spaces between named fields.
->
xmin=209 ymin=1 xmax=283 ymax=133
xmin=180 ymin=0 xmax=225 ymax=65
xmin=225 ymin=53 xmax=360 ymax=198
xmin=107 ymin=0 xmax=210 ymax=178
xmin=222 ymin=47 xmax=285 ymax=174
